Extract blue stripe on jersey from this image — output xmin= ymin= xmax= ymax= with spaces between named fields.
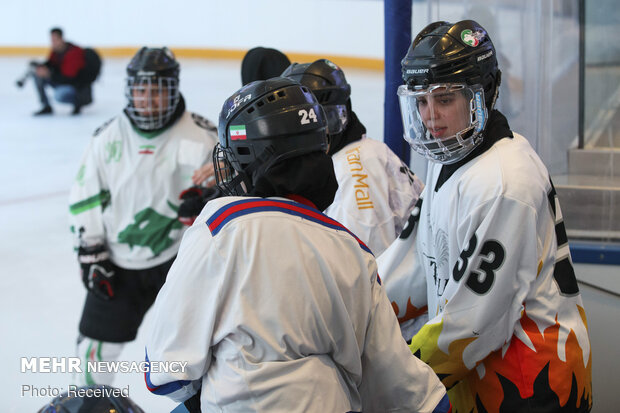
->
xmin=206 ymin=198 xmax=373 ymax=256
xmin=144 ymin=349 xmax=191 ymax=396
xmin=433 ymin=394 xmax=452 ymax=413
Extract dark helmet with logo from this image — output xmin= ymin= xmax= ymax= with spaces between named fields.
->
xmin=214 ymin=77 xmax=328 ymax=195
xmin=125 ymin=47 xmax=181 ymax=131
xmin=398 ymin=20 xmax=501 ymax=164
xmin=281 ymin=59 xmax=351 ymax=136
xmin=401 ymin=20 xmax=500 ymax=109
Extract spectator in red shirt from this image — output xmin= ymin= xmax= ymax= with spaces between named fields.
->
xmin=31 ymin=27 xmax=92 ymax=116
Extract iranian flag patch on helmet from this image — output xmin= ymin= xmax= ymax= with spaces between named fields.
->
xmin=230 ymin=125 xmax=247 ymax=140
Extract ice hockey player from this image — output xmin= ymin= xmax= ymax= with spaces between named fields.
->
xmin=68 ymin=46 xmax=218 ymax=385
xmin=282 ymin=59 xmax=424 ymax=256
xmin=144 ymin=77 xmax=451 ymax=413
xmin=382 ymin=19 xmax=592 ymax=412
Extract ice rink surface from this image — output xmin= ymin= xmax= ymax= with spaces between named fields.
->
xmin=0 ymin=56 xmax=384 ymax=412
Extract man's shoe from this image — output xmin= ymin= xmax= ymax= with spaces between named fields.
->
xmin=33 ymin=106 xmax=52 ymax=116
xmin=71 ymin=104 xmax=82 ymax=116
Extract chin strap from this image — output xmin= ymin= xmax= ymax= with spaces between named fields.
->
xmin=489 ymin=70 xmax=502 ymax=111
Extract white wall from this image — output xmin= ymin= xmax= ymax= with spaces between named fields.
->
xmin=1 ymin=0 xmax=384 ymax=58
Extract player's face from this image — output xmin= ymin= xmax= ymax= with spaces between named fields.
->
xmin=417 ymin=88 xmax=470 ymax=139
xmin=131 ymin=82 xmax=169 ymax=116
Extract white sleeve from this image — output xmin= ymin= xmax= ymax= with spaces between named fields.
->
xmin=377 ymin=197 xmax=428 ymax=341
xmin=359 ymin=273 xmax=447 ymax=413
xmin=384 ymin=147 xmax=425 ymax=237
xmin=144 ymin=222 xmax=223 ymax=403
xmin=68 ymin=137 xmax=108 ymax=248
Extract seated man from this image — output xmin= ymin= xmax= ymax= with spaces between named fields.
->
xmin=29 ymin=27 xmax=96 ymax=115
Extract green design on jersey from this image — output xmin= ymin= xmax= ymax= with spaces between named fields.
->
xmin=167 ymin=200 xmax=179 ymax=213
xmin=69 ymin=190 xmax=111 ymax=215
xmin=76 ymin=165 xmax=86 ymax=186
xmin=105 ymin=140 xmax=122 ymax=163
xmin=117 ymin=206 xmax=183 ymax=256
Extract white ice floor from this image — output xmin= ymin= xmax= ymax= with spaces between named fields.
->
xmin=0 ymin=56 xmax=384 ymax=412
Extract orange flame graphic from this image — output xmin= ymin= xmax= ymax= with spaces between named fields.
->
xmin=465 ymin=306 xmax=592 ymax=412
xmin=391 ymin=298 xmax=428 ymax=323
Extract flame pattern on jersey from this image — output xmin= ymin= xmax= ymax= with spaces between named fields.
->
xmin=392 ymin=298 xmax=428 ymax=324
xmin=411 ymin=307 xmax=592 ymax=413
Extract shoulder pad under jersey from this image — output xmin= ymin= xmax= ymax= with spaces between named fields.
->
xmin=191 ymin=113 xmax=217 ymax=132
xmin=93 ymin=117 xmax=116 ymax=137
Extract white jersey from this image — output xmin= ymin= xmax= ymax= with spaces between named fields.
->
xmin=381 ymin=133 xmax=592 ymax=412
xmin=324 ymin=137 xmax=424 ymax=256
xmin=145 ymin=196 xmax=447 ymax=413
xmin=69 ymin=111 xmax=218 ymax=269
xmin=376 ymin=199 xmax=429 ymax=341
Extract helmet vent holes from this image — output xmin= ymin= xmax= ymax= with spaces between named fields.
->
xmin=301 ymin=87 xmax=309 ymax=93
xmin=217 ymin=78 xmax=329 ymax=196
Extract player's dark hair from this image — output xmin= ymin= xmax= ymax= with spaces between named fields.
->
xmin=50 ymin=27 xmax=63 ymax=37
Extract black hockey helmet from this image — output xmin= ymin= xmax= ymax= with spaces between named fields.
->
xmin=214 ymin=77 xmax=328 ymax=196
xmin=125 ymin=47 xmax=181 ymax=130
xmin=401 ymin=20 xmax=500 ymax=110
xmin=281 ymin=59 xmax=351 ymax=106
xmin=126 ymin=46 xmax=180 ymax=79
xmin=37 ymin=385 xmax=145 ymax=413
xmin=398 ymin=20 xmax=501 ymax=164
xmin=282 ymin=59 xmax=351 ymax=135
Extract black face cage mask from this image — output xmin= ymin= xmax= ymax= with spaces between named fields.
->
xmin=125 ymin=76 xmax=180 ymax=131
xmin=213 ymin=144 xmax=246 ymax=196
xmin=213 ymin=143 xmax=279 ymax=196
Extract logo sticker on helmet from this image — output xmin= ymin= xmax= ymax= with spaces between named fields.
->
xmin=477 ymin=50 xmax=494 ymax=62
xmin=226 ymin=94 xmax=252 ymax=119
xmin=461 ymin=29 xmax=484 ymax=47
xmin=406 ymin=68 xmax=430 ymax=74
xmin=230 ymin=125 xmax=247 ymax=140
xmin=474 ymin=91 xmax=485 ymax=132
xmin=325 ymin=60 xmax=339 ymax=70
